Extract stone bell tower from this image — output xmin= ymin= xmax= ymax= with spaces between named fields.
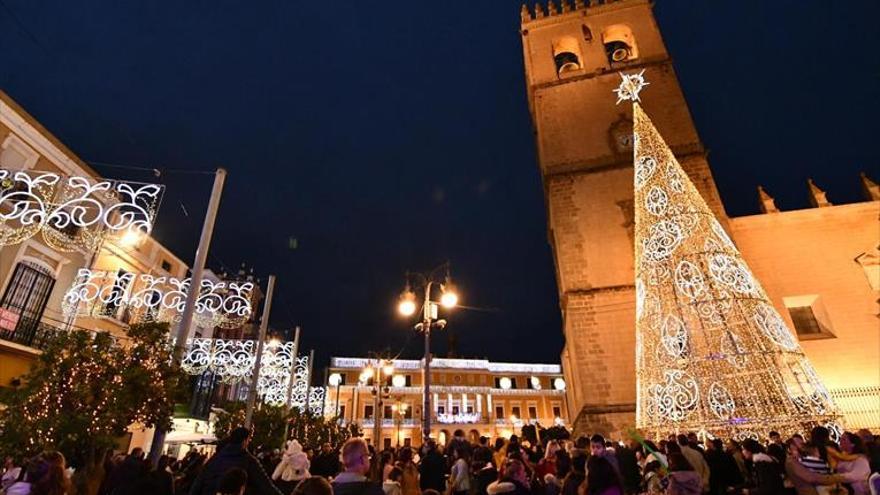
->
xmin=520 ymin=0 xmax=727 ymax=436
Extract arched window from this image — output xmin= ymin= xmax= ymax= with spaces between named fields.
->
xmin=552 ymin=36 xmax=582 ymax=76
xmin=602 ymin=24 xmax=639 ymax=64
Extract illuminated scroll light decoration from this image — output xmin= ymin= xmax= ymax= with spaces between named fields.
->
xmin=62 ymin=268 xmax=253 ymax=329
xmin=182 ymin=338 xmax=320 ymax=410
xmin=0 ymin=169 xmax=163 ymax=252
xmin=621 ymin=73 xmax=841 ymax=439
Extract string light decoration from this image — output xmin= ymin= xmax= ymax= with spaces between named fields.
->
xmin=619 ymin=73 xmax=841 ymax=440
xmin=0 ymin=169 xmax=163 ymax=252
xmin=181 ymin=338 xmax=319 ymax=410
xmin=0 ymin=324 xmax=181 ymax=459
xmin=62 ymin=268 xmax=254 ymax=329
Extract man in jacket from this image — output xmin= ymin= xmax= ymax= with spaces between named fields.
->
xmin=189 ymin=427 xmax=282 ymax=495
xmin=331 ymin=438 xmax=384 ymax=495
xmin=418 ymin=439 xmax=446 ymax=493
xmin=312 ymin=443 xmax=341 ymax=478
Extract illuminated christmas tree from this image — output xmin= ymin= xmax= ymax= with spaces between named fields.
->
xmin=616 ymin=72 xmax=841 ymax=440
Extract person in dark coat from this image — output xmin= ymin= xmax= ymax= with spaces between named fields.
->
xmin=418 ymin=439 xmax=446 ymax=493
xmin=703 ymin=439 xmax=741 ymax=495
xmin=473 ymin=446 xmax=499 ymax=495
xmin=330 ymin=438 xmax=384 ymax=495
xmin=561 ymin=452 xmax=586 ymax=495
xmin=109 ymin=448 xmax=148 ymax=495
xmin=132 ymin=455 xmax=175 ymax=495
xmin=616 ymin=441 xmax=641 ymax=494
xmin=189 ymin=427 xmax=283 ymax=495
xmin=740 ymin=439 xmax=784 ymax=495
xmin=311 ymin=443 xmax=341 ymax=479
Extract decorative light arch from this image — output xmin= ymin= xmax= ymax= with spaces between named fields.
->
xmin=0 ymin=169 xmax=163 ymax=252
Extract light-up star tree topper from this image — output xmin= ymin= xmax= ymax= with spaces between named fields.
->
xmin=616 ymin=73 xmax=841 ymax=440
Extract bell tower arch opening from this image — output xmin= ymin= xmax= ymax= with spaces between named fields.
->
xmin=520 ymin=0 xmax=727 ymax=437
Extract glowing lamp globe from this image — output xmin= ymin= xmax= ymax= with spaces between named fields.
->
xmin=119 ymin=229 xmax=144 ymax=248
xmin=383 ymin=363 xmax=395 ymax=376
xmin=530 ymin=376 xmax=542 ymax=390
xmin=392 ymin=374 xmax=406 ymax=387
xmin=440 ymin=289 xmax=458 ymax=308
xmin=398 ymin=289 xmax=417 ymax=316
xmin=553 ymin=377 xmax=566 ymax=391
xmin=328 ymin=373 xmax=342 ymax=386
xmin=499 ymin=377 xmax=512 ymax=390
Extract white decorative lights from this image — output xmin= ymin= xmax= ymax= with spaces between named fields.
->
xmin=62 ymin=268 xmax=253 ymax=328
xmin=0 ymin=169 xmax=163 ymax=251
xmin=498 ymin=377 xmax=512 ymax=390
xmin=626 ymin=75 xmax=840 ymax=439
xmin=529 ymin=376 xmax=542 ymax=390
xmin=437 ymin=412 xmax=480 ymax=424
xmin=553 ymin=377 xmax=566 ymax=391
xmin=613 ymin=69 xmax=649 ymax=104
xmin=181 ymin=338 xmax=318 ymax=410
xmin=392 ymin=374 xmax=407 ymax=388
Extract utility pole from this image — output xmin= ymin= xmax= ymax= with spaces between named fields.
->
xmin=149 ymin=167 xmax=226 ymax=465
xmin=305 ymin=349 xmax=315 ymax=413
xmin=245 ymin=274 xmax=276 ymax=428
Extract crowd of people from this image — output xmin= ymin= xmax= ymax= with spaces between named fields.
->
xmin=1 ymin=426 xmax=878 ymax=495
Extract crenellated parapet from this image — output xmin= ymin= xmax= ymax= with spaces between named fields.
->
xmin=752 ymin=174 xmax=879 ymax=214
xmin=520 ymin=0 xmax=636 ymax=26
xmin=861 ymin=172 xmax=880 ymax=201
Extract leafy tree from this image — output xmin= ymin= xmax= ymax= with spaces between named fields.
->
xmin=0 ymin=322 xmax=187 ymax=468
xmin=213 ymin=403 xmax=360 ymax=452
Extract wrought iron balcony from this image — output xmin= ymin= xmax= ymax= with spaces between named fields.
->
xmin=0 ymin=321 xmax=63 ymax=351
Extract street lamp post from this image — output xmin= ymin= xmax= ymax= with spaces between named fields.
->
xmin=392 ymin=400 xmax=408 ymax=448
xmin=396 ymin=264 xmax=459 ymax=444
xmin=364 ymin=357 xmax=393 ymax=449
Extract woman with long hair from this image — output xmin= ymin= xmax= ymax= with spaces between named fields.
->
xmin=395 ymin=447 xmax=420 ymax=495
xmin=379 ymin=451 xmax=395 ymax=482
xmin=447 ymin=445 xmax=471 ymax=495
xmin=32 ymin=452 xmax=70 ymax=495
xmin=536 ymin=441 xmax=560 ymax=479
xmin=582 ymin=456 xmax=622 ymax=495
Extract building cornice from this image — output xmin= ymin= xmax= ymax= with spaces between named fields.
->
xmin=330 ymin=356 xmax=561 ymax=374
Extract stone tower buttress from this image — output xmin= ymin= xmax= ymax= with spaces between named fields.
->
xmin=520 ymin=0 xmax=727 ymax=435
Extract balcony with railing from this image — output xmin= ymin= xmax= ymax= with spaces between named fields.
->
xmin=361 ymin=418 xmax=419 ymax=428
xmin=0 ymin=320 xmax=64 ymax=351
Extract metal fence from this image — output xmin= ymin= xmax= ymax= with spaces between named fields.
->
xmin=831 ymin=386 xmax=880 ymax=430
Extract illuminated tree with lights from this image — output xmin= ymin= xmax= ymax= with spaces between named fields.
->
xmin=615 ymin=72 xmax=841 ymax=440
xmin=0 ymin=322 xmax=187 ymax=467
xmin=213 ymin=403 xmax=360 ymax=451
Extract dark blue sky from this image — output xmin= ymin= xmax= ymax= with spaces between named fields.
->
xmin=1 ymin=1 xmax=878 ymax=368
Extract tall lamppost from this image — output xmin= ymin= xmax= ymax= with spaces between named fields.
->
xmin=363 ymin=356 xmax=393 ymax=449
xmin=396 ymin=264 xmax=459 ymax=443
xmin=391 ymin=400 xmax=408 ymax=449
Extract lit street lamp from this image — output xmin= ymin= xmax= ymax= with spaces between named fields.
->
xmin=391 ymin=401 xmax=408 ymax=448
xmin=396 ymin=263 xmax=459 ymax=443
xmin=364 ymin=355 xmax=393 ymax=448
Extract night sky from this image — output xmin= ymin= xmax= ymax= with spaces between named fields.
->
xmin=1 ymin=1 xmax=878 ymax=370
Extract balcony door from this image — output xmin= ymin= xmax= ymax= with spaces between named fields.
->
xmin=0 ymin=261 xmax=56 ymax=345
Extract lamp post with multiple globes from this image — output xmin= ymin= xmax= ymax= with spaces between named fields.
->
xmin=362 ymin=356 xmax=394 ymax=448
xmin=391 ymin=400 xmax=408 ymax=448
xmin=396 ymin=264 xmax=459 ymax=443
